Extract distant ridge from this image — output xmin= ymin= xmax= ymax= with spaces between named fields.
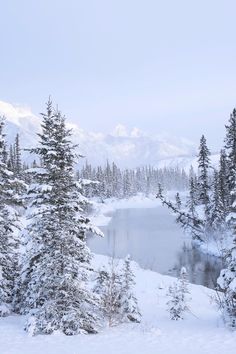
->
xmin=0 ymin=100 xmax=203 ymax=169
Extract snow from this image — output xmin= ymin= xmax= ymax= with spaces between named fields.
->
xmin=0 ymin=254 xmax=235 ymax=354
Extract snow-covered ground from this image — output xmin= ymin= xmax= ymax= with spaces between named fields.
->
xmin=0 ymin=254 xmax=234 ymax=354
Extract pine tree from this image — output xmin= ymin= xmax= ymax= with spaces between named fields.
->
xmin=216 ymin=110 xmax=236 ymax=329
xmin=197 ymin=135 xmax=211 ymax=212
xmin=120 ymin=256 xmax=141 ymax=323
xmin=224 ymin=109 xmax=236 ymax=201
xmin=175 ymin=192 xmax=182 ymax=210
xmin=166 ymin=267 xmax=190 ymax=320
xmin=19 ymin=100 xmax=102 ymax=335
xmin=218 ymin=149 xmax=230 ymax=220
xmin=14 ymin=134 xmax=22 ymax=177
xmin=0 ymin=117 xmax=20 ymax=316
xmin=217 ymin=240 xmax=236 ymax=328
xmin=186 ymin=177 xmax=198 ymax=218
xmin=94 ymin=267 xmax=110 ymax=295
xmin=209 ymin=169 xmax=228 ymax=234
xmin=94 ymin=257 xmax=140 ymax=326
xmin=7 ymin=144 xmax=15 ymax=172
xmin=95 ymin=260 xmax=124 ymax=327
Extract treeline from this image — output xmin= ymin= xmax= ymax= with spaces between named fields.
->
xmin=157 ymin=108 xmax=236 ymax=329
xmin=78 ymin=161 xmax=189 ymax=199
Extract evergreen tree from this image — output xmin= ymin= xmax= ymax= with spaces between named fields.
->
xmin=7 ymin=144 xmax=15 ymax=172
xmin=217 ymin=240 xmax=236 ymax=328
xmin=166 ymin=267 xmax=190 ymax=320
xmin=210 ymin=170 xmax=227 ymax=233
xmin=95 ymin=260 xmax=124 ymax=327
xmin=120 ymin=255 xmax=141 ymax=323
xmin=175 ymin=192 xmax=182 ymax=210
xmin=224 ymin=109 xmax=236 ymax=201
xmin=216 ymin=110 xmax=236 ymax=329
xmin=94 ymin=257 xmax=140 ymax=326
xmin=186 ymin=177 xmax=198 ymax=218
xmin=197 ymin=135 xmax=211 ymax=213
xmin=218 ymin=149 xmax=230 ymax=219
xmin=0 ymin=117 xmax=20 ymax=316
xmin=14 ymin=133 xmax=22 ymax=177
xmin=20 ymin=100 xmax=102 ymax=335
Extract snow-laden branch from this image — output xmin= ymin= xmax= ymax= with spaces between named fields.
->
xmin=156 ymin=187 xmax=204 ymax=242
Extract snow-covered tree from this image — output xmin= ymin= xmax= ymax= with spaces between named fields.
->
xmin=95 ymin=260 xmax=124 ymax=327
xmin=19 ymin=100 xmax=102 ymax=335
xmin=175 ymin=192 xmax=182 ymax=210
xmin=94 ymin=257 xmax=140 ymax=326
xmin=209 ymin=170 xmax=228 ymax=234
xmin=0 ymin=117 xmax=21 ymax=316
xmin=120 ymin=255 xmax=141 ymax=323
xmin=216 ymin=110 xmax=236 ymax=329
xmin=78 ymin=161 xmax=189 ymax=200
xmin=14 ymin=134 xmax=22 ymax=177
xmin=217 ymin=240 xmax=236 ymax=328
xmin=224 ymin=109 xmax=236 ymax=203
xmin=186 ymin=177 xmax=198 ymax=217
xmin=218 ymin=149 xmax=230 ymax=220
xmin=197 ymin=135 xmax=211 ymax=215
xmin=166 ymin=267 xmax=191 ymax=320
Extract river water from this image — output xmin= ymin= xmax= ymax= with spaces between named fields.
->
xmin=88 ymin=206 xmax=224 ymax=289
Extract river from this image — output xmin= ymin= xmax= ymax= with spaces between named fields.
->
xmin=88 ymin=206 xmax=224 ymax=288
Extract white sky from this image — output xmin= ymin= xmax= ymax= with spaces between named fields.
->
xmin=1 ymin=0 xmax=236 ymax=150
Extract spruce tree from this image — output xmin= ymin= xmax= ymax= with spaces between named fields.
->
xmin=175 ymin=192 xmax=182 ymax=210
xmin=186 ymin=177 xmax=198 ymax=218
xmin=20 ymin=100 xmax=102 ymax=335
xmin=216 ymin=110 xmax=236 ymax=329
xmin=217 ymin=240 xmax=236 ymax=328
xmin=210 ymin=171 xmax=220 ymax=223
xmin=14 ymin=133 xmax=22 ymax=177
xmin=0 ymin=117 xmax=20 ymax=316
xmin=224 ymin=109 xmax=236 ymax=200
xmin=197 ymin=135 xmax=211 ymax=213
xmin=166 ymin=267 xmax=190 ymax=320
xmin=120 ymin=255 xmax=141 ymax=323
xmin=94 ymin=257 xmax=140 ymax=326
xmin=95 ymin=260 xmax=124 ymax=327
xmin=218 ymin=149 xmax=230 ymax=220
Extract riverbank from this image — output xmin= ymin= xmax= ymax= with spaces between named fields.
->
xmin=0 ymin=253 xmax=234 ymax=354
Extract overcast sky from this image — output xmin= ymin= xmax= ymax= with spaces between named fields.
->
xmin=1 ymin=0 xmax=236 ymax=150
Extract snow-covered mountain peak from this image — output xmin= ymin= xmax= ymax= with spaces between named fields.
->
xmin=112 ymin=125 xmax=145 ymax=139
xmin=0 ymin=100 xmax=198 ymax=168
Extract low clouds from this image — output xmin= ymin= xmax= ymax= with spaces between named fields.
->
xmin=0 ymin=101 xmax=39 ymax=126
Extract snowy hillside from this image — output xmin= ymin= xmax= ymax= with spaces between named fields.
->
xmin=0 ymin=254 xmax=232 ymax=354
xmin=0 ymin=101 xmax=197 ymax=168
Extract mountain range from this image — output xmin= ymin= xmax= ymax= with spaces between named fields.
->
xmin=0 ymin=100 xmax=213 ymax=169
